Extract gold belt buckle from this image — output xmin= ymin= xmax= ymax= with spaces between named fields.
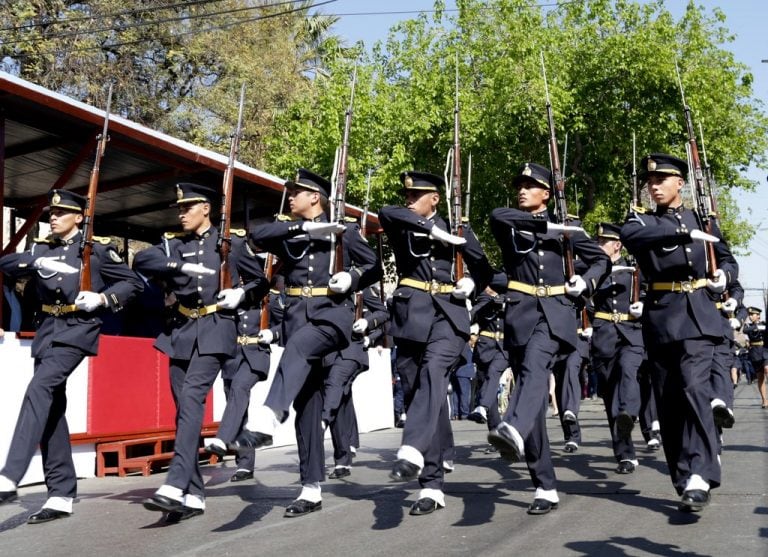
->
xmin=611 ymin=313 xmax=621 ymax=323
xmin=680 ymin=280 xmax=693 ymax=293
xmin=189 ymin=308 xmax=200 ymax=319
xmin=238 ymin=335 xmax=249 ymax=345
xmin=301 ymin=285 xmax=312 ymax=297
xmin=535 ymin=286 xmax=547 ymax=297
xmin=430 ymin=281 xmax=440 ymax=295
xmin=495 ymin=332 xmax=502 ymax=341
xmin=50 ymin=305 xmax=62 ymax=316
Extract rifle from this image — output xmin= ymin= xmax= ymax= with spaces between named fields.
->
xmin=330 ymin=67 xmax=357 ymax=275
xmin=698 ymin=121 xmax=720 ymax=218
xmin=259 ymin=185 xmax=288 ymax=330
xmin=541 ymin=53 xmax=587 ymax=330
xmin=354 ymin=168 xmax=373 ymax=320
xmin=630 ymin=132 xmax=641 ymax=303
xmin=449 ymin=57 xmax=464 ymax=281
xmin=79 ymin=84 xmax=113 ymax=292
xmin=674 ymin=60 xmax=717 ymax=279
xmin=218 ymin=83 xmax=246 ymax=291
xmin=541 ymin=52 xmax=575 ymax=280
xmin=465 ymin=152 xmax=472 ymax=220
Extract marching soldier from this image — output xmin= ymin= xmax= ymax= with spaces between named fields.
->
xmin=486 ymin=162 xmax=609 ymax=515
xmin=204 ymin=266 xmax=272 ymax=483
xmin=467 ymin=288 xmax=508 ymax=435
xmin=233 ymin=169 xmax=380 ymax=517
xmin=325 ymin=284 xmax=389 ymax=479
xmin=743 ymin=307 xmax=767 ymax=408
xmin=135 ymin=183 xmax=266 ymax=521
xmin=590 ymin=223 xmax=644 ymax=473
xmin=621 ymin=153 xmax=738 ymax=512
xmin=0 ymin=190 xmax=143 ymax=523
xmin=380 ymin=171 xmax=497 ymax=516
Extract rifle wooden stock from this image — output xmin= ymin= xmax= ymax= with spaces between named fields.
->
xmin=332 ymin=68 xmax=357 ymax=276
xmin=219 ymin=84 xmax=246 ymax=291
xmin=676 ymin=62 xmax=717 ymax=279
xmin=451 ymin=60 xmax=464 ymax=281
xmin=79 ymin=84 xmax=113 ymax=292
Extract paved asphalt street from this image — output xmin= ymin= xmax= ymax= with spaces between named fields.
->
xmin=0 ymin=383 xmax=766 ymax=557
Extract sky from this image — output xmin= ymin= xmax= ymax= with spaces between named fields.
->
xmin=325 ymin=0 xmax=768 ymax=309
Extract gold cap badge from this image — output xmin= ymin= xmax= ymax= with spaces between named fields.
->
xmin=52 ymin=192 xmax=61 ymax=205
xmin=522 ymin=164 xmax=532 ymax=176
xmin=176 ymin=185 xmax=183 ymax=201
xmin=404 ymin=175 xmax=414 ymax=188
xmin=647 ymin=159 xmax=657 ymax=172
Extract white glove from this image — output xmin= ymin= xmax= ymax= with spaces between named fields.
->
xmin=706 ymin=269 xmax=726 ymax=294
xmin=720 ymin=297 xmax=738 ymax=315
xmin=547 ymin=222 xmax=585 ymax=235
xmin=352 ymin=318 xmax=369 ymax=334
xmin=729 ymin=317 xmax=741 ymax=330
xmin=565 ymin=275 xmax=587 ymax=297
xmin=429 ymin=226 xmax=466 ymax=246
xmin=74 ymin=291 xmax=105 ymax=312
xmin=611 ymin=265 xmax=635 ymax=275
xmin=579 ymin=327 xmax=593 ymax=340
xmin=217 ymin=287 xmax=245 ymax=310
xmin=180 ymin=262 xmax=215 ymax=276
xmin=34 ymin=257 xmax=78 ymax=274
xmin=329 ymin=271 xmax=352 ymax=294
xmin=689 ymin=229 xmax=719 ymax=243
xmin=302 ymin=221 xmax=345 ymax=238
xmin=257 ymin=329 xmax=274 ymax=345
xmin=629 ymin=301 xmax=644 ymax=318
xmin=469 ymin=323 xmax=480 ymax=335
xmin=452 ymin=277 xmax=475 ymax=300
xmin=363 ymin=336 xmax=371 ymax=349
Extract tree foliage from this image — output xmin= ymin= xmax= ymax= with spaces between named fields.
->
xmin=264 ymin=0 xmax=768 ymax=252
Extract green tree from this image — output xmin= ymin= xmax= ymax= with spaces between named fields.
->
xmin=265 ymin=0 xmax=768 ymax=252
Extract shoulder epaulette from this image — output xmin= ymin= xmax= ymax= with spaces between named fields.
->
xmin=631 ymin=205 xmax=648 ymax=214
xmin=344 ymin=216 xmax=358 ymax=223
xmin=92 ymin=236 xmax=113 ymax=245
xmin=461 ymin=216 xmax=469 ymax=223
xmin=33 ymin=236 xmax=55 ymax=244
xmin=230 ymin=228 xmax=246 ymax=237
xmin=163 ymin=231 xmax=185 ymax=240
xmin=276 ymin=214 xmax=294 ymax=222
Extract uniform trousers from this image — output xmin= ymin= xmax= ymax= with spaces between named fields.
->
xmin=167 ymin=348 xmax=226 ymax=498
xmin=219 ymin=358 xmax=261 ymax=471
xmin=1 ymin=344 xmax=83 ymax=499
xmin=651 ymin=337 xmax=721 ymax=494
xmin=330 ymin=388 xmax=360 ymax=467
xmin=504 ymin=318 xmax=563 ymax=491
xmin=711 ymin=336 xmax=735 ymax=410
xmin=594 ymin=343 xmax=643 ymax=461
xmin=553 ymin=348 xmax=583 ymax=444
xmin=637 ymin=359 xmax=659 ymax=441
xmin=475 ymin=351 xmax=507 ymax=430
xmin=395 ymin=312 xmax=466 ymax=490
xmin=294 ymin=368 xmax=327 ymax=484
xmin=264 ymin=322 xmax=341 ymax=422
xmin=323 ymin=356 xmax=364 ymax=424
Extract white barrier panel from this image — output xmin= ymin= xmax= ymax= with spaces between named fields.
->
xmin=0 ymin=333 xmax=93 ymax=486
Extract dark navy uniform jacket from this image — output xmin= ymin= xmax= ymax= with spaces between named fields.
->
xmin=489 ymin=208 xmax=610 ymax=349
xmin=378 ymin=205 xmax=497 ymax=343
xmin=590 ymin=256 xmax=644 ymax=358
xmin=620 ymin=206 xmax=738 ymax=345
xmin=249 ymin=214 xmax=381 ymax=345
xmin=0 ymin=232 xmax=143 ymax=357
xmin=133 ymin=228 xmax=265 ymax=360
xmin=471 ymin=290 xmax=508 ymax=366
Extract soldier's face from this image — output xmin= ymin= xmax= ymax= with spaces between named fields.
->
xmin=178 ymin=201 xmax=210 ymax=234
xmin=598 ymin=238 xmax=622 ymax=259
xmin=647 ymin=173 xmax=683 ymax=207
xmin=750 ymin=313 xmax=760 ymax=322
xmin=516 ymin=181 xmax=550 ymax=211
xmin=288 ymin=187 xmax=319 ymax=218
xmin=404 ymin=190 xmax=439 ymax=217
xmin=49 ymin=208 xmax=83 ymax=238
